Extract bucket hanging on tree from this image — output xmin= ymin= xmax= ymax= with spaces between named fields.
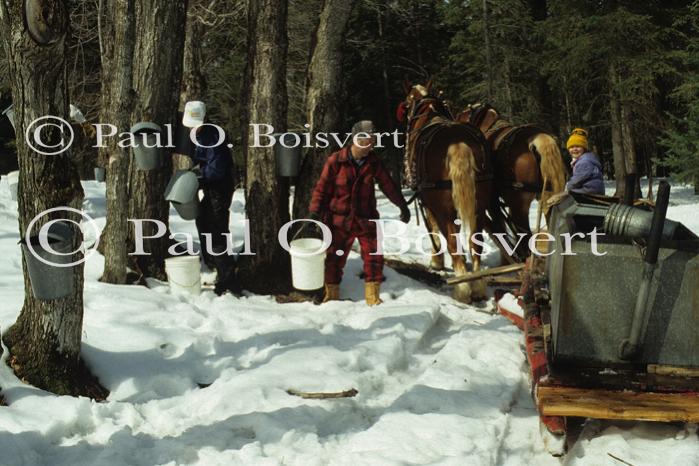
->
xmin=20 ymin=220 xmax=76 ymax=300
xmin=131 ymin=122 xmax=163 ymax=170
xmin=165 ymin=170 xmax=200 ymax=220
xmin=94 ymin=167 xmax=106 ymax=182
xmin=274 ymin=133 xmax=302 ymax=177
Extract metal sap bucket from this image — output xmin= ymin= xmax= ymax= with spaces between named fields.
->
xmin=20 ymin=220 xmax=76 ymax=300
xmin=604 ymin=203 xmax=679 ymax=240
xmin=94 ymin=167 xmax=106 ymax=182
xmin=131 ymin=122 xmax=163 ymax=170
xmin=2 ymin=104 xmax=15 ymax=131
xmin=165 ymin=170 xmax=200 ymax=220
xmin=274 ymin=132 xmax=301 ymax=177
xmin=173 ymin=200 xmax=199 ymax=220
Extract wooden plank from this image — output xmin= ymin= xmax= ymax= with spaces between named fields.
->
xmin=647 ymin=364 xmax=699 ymax=378
xmin=486 ymin=276 xmax=522 ymax=286
xmin=446 ymin=263 xmax=525 ymax=285
xmin=537 ymin=385 xmax=699 ymax=422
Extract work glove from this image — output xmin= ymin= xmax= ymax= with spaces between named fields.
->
xmin=400 ymin=205 xmax=411 ymax=224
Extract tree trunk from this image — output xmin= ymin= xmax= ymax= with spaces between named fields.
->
xmin=0 ymin=0 xmax=103 ymax=397
xmin=377 ymin=4 xmax=392 ymax=129
xmin=609 ymin=62 xmax=626 ymax=197
xmin=99 ymin=0 xmax=136 ymax=284
xmin=180 ymin=1 xmax=205 ymax=106
xmin=562 ymin=74 xmax=573 ymax=134
xmin=620 ymin=101 xmax=641 ymax=198
xmin=482 ymin=0 xmax=494 ymax=102
xmin=291 ymin=0 xmax=355 ymax=221
xmin=126 ymin=0 xmax=188 ymax=280
xmin=241 ymin=0 xmax=291 ymax=290
xmin=174 ymin=0 xmax=205 ymax=172
xmin=503 ymin=56 xmax=514 ymax=117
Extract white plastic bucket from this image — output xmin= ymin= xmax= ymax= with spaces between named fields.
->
xmin=6 ymin=170 xmax=18 ymax=201
xmin=165 ymin=256 xmax=201 ymax=296
xmin=289 ymin=238 xmax=325 ymax=290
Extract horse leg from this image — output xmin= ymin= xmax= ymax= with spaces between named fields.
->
xmin=424 ymin=207 xmax=445 ymax=271
xmin=468 ymin=216 xmax=489 ymax=302
xmin=444 ymin=219 xmax=474 ymax=303
xmin=502 ymin=191 xmax=535 ymax=260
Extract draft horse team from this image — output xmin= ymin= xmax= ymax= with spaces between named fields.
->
xmin=396 ymin=81 xmax=567 ymax=303
xmin=307 ymin=80 xmax=568 ymax=306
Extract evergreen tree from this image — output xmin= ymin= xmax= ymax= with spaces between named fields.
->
xmin=659 ymin=0 xmax=699 ymax=193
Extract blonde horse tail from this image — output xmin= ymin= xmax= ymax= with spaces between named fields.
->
xmin=447 ymin=142 xmax=477 ymax=251
xmin=529 ymin=133 xmax=566 ymax=216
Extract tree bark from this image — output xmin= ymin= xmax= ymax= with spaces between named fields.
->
xmin=241 ymin=0 xmax=291 ymax=289
xmin=609 ymin=62 xmax=626 ymax=197
xmin=0 ymin=0 xmax=103 ymax=396
xmin=126 ymin=0 xmax=188 ymax=280
xmin=99 ymin=0 xmax=136 ymax=284
xmin=291 ymin=0 xmax=355 ymax=221
xmin=174 ymin=0 xmax=205 ymax=172
xmin=180 ymin=0 xmax=205 ymax=106
xmin=620 ymin=101 xmax=641 ymax=198
xmin=482 ymin=0 xmax=494 ymax=102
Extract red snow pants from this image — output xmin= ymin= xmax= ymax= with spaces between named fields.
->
xmin=325 ymin=216 xmax=383 ymax=285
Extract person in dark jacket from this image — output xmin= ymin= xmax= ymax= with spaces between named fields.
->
xmin=182 ymin=101 xmax=238 ymax=296
xmin=308 ymin=120 xmax=410 ymax=306
xmin=565 ymin=128 xmax=605 ymax=195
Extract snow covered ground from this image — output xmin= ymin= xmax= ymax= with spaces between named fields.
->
xmin=0 ymin=176 xmax=697 ymax=466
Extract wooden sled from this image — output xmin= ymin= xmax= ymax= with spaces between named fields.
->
xmin=495 ymin=255 xmax=699 ymax=449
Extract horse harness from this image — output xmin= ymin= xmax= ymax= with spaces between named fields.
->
xmin=404 ymin=98 xmax=494 ymax=203
xmin=467 ymin=104 xmax=553 ymax=194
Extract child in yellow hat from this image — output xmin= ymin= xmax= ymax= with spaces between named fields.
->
xmin=565 ymin=128 xmax=604 ymax=195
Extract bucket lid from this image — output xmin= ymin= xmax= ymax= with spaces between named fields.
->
xmin=130 ymin=122 xmax=162 ymax=135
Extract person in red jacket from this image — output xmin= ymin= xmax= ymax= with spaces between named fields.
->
xmin=308 ymin=120 xmax=410 ymax=306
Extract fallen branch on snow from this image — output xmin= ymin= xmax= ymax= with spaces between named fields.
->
xmin=286 ymin=388 xmax=359 ymax=399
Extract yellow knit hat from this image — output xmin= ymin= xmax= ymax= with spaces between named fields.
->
xmin=566 ymin=128 xmax=589 ymax=150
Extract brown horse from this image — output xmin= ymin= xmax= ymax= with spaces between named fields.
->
xmin=455 ymin=103 xmax=567 ymax=260
xmin=401 ymin=82 xmax=494 ymax=303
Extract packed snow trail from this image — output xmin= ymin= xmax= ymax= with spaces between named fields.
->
xmin=0 ymin=178 xmax=697 ymax=465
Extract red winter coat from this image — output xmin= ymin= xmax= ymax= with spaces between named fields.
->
xmin=309 ymin=147 xmax=407 ymax=228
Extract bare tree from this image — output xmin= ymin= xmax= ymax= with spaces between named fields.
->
xmin=0 ymin=0 xmax=103 ymax=396
xmin=125 ymin=0 xmax=188 ymax=280
xmin=292 ymin=0 xmax=355 ymax=220
xmin=99 ymin=0 xmax=136 ymax=284
xmin=240 ymin=0 xmax=291 ymax=289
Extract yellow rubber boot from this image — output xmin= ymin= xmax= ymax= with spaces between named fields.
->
xmin=322 ymin=284 xmax=340 ymax=303
xmin=365 ymin=281 xmax=383 ymax=306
